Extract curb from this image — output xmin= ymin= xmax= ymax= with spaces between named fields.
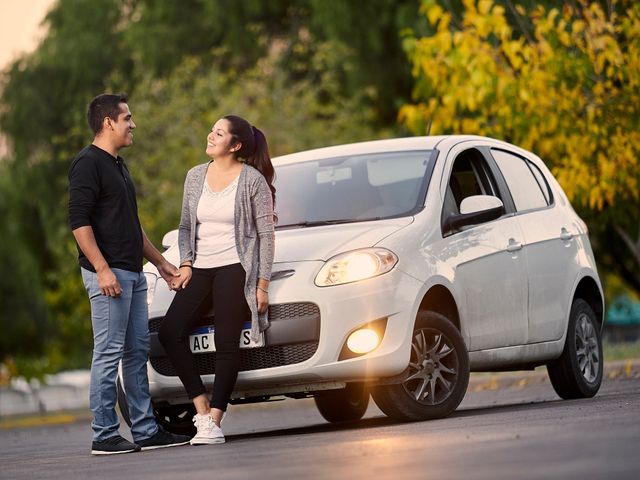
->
xmin=468 ymin=358 xmax=640 ymax=392
xmin=2 ymin=359 xmax=638 ymax=430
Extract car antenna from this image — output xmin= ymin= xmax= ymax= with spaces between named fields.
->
xmin=426 ymin=119 xmax=432 ymax=136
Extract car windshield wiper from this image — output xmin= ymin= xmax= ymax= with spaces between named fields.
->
xmin=276 ymin=219 xmax=354 ymax=229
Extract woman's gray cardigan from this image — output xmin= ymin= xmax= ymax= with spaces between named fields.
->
xmin=178 ymin=162 xmax=275 ymax=341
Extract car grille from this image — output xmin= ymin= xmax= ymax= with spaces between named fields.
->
xmin=151 ymin=342 xmax=319 ymax=376
xmin=148 ymin=302 xmax=320 ymax=376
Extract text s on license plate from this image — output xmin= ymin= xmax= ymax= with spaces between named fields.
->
xmin=189 ymin=322 xmax=264 ymax=354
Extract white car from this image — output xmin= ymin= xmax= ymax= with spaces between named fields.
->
xmin=118 ymin=135 xmax=604 ymax=434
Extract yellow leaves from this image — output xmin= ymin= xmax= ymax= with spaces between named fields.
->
xmin=502 ymin=38 xmax=525 ymax=70
xmin=426 ymin=3 xmax=444 ymax=25
xmin=478 ymin=0 xmax=493 ymax=16
xmin=402 ymin=0 xmax=640 ymax=212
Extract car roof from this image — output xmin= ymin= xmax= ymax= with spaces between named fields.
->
xmin=272 ymin=135 xmax=495 ymax=166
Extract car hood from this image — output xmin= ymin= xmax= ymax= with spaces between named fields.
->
xmin=274 ymin=217 xmax=414 ymax=263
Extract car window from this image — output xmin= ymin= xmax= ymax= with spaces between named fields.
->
xmin=527 ymin=161 xmax=553 ymax=205
xmin=491 ymin=149 xmax=548 ymax=212
xmin=446 ymin=149 xmax=500 ymax=213
xmin=275 ymin=150 xmax=433 ymax=228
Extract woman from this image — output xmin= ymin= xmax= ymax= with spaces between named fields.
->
xmin=158 ymin=115 xmax=275 ymax=445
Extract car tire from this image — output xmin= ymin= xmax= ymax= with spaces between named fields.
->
xmin=371 ymin=311 xmax=469 ymax=421
xmin=153 ymin=404 xmax=197 ymax=436
xmin=314 ymin=382 xmax=370 ymax=423
xmin=117 ymin=376 xmax=196 ymax=436
xmin=547 ymin=299 xmax=603 ymax=399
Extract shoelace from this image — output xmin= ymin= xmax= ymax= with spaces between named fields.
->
xmin=193 ymin=414 xmax=216 ymax=431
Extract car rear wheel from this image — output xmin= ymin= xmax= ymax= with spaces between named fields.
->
xmin=547 ymin=299 xmax=603 ymax=399
xmin=371 ymin=311 xmax=469 ymax=421
xmin=314 ymin=382 xmax=370 ymax=423
xmin=116 ymin=377 xmax=196 ymax=436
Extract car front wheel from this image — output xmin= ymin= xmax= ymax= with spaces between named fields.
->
xmin=371 ymin=311 xmax=469 ymax=421
xmin=547 ymin=298 xmax=603 ymax=399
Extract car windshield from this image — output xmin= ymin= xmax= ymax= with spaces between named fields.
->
xmin=275 ymin=150 xmax=434 ymax=229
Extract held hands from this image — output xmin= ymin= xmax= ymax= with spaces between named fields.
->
xmin=97 ymin=267 xmax=122 ymax=297
xmin=157 ymin=260 xmax=181 ymax=288
xmin=170 ymin=265 xmax=193 ymax=290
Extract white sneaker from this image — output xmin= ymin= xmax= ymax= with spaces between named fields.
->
xmin=190 ymin=414 xmax=225 ymax=445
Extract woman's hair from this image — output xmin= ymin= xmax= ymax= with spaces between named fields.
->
xmin=223 ymin=114 xmax=276 ymax=206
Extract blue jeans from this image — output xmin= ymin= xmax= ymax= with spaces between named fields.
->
xmin=81 ymin=267 xmax=158 ymax=443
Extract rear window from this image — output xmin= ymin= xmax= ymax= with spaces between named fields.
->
xmin=491 ymin=149 xmax=549 ymax=212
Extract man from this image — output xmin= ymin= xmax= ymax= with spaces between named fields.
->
xmin=68 ymin=93 xmax=190 ymax=455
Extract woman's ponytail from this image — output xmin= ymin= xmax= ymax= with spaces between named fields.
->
xmin=223 ymin=114 xmax=276 ymax=208
xmin=249 ymin=126 xmax=276 ymax=206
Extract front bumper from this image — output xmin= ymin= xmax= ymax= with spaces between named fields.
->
xmin=147 ymin=261 xmax=423 ymax=403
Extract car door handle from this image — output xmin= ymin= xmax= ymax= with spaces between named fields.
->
xmin=560 ymin=227 xmax=573 ymax=241
xmin=506 ymin=238 xmax=523 ymax=252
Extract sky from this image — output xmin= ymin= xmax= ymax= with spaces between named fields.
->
xmin=0 ymin=0 xmax=57 ymax=70
xmin=0 ymin=0 xmax=55 ymax=157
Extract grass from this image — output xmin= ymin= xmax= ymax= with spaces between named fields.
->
xmin=603 ymin=341 xmax=640 ymax=361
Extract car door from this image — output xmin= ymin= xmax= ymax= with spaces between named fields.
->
xmin=437 ymin=144 xmax=528 ymax=351
xmin=489 ymin=148 xmax=579 ymax=343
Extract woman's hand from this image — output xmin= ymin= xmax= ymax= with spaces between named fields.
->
xmin=256 ymin=286 xmax=269 ymax=314
xmin=171 ymin=265 xmax=193 ymax=290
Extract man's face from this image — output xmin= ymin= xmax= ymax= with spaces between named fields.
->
xmin=107 ymin=103 xmax=136 ymax=149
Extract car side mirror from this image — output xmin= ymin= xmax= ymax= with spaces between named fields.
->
xmin=162 ymin=229 xmax=179 ymax=249
xmin=443 ymin=195 xmax=504 ymax=234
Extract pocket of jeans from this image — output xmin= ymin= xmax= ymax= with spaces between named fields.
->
xmin=81 ymin=268 xmax=97 ymax=297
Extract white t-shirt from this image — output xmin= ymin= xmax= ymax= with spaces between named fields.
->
xmin=193 ymin=177 xmax=240 ymax=268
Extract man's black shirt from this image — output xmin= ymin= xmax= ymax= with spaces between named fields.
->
xmin=68 ymin=144 xmax=144 ymax=273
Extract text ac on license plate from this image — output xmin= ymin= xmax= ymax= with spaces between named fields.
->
xmin=189 ymin=323 xmax=264 ymax=353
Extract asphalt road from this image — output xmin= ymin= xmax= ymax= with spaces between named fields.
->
xmin=1 ymin=374 xmax=638 ymax=480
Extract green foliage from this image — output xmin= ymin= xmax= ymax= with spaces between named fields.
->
xmin=0 ymin=0 xmax=396 ymax=378
xmin=131 ymin=42 xmax=381 ymax=243
xmin=0 ymin=162 xmax=48 ymax=358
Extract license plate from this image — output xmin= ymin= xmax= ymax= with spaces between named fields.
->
xmin=189 ymin=322 xmax=264 ymax=354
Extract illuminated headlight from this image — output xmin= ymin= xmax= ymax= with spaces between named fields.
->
xmin=346 ymin=328 xmax=380 ymax=354
xmin=314 ymin=248 xmax=398 ymax=287
xmin=144 ymin=272 xmax=159 ymax=305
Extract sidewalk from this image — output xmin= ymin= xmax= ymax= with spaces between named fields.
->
xmin=1 ymin=359 xmax=638 ymax=429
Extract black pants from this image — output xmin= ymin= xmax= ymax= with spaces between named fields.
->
xmin=158 ymin=263 xmax=249 ymax=411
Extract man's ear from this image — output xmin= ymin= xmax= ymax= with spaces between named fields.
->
xmin=104 ymin=116 xmax=114 ymax=131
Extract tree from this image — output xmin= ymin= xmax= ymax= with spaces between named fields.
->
xmin=400 ymin=0 xmax=640 ymax=293
xmin=0 ymin=0 xmax=382 ymax=374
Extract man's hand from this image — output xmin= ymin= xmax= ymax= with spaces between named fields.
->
xmin=97 ymin=267 xmax=122 ymax=297
xmin=157 ymin=260 xmax=181 ymax=288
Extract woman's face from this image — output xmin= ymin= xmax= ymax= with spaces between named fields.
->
xmin=206 ymin=118 xmax=238 ymax=158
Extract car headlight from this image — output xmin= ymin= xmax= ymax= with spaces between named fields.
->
xmin=314 ymin=248 xmax=398 ymax=287
xmin=144 ymin=272 xmax=159 ymax=305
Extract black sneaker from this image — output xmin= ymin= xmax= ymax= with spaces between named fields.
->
xmin=91 ymin=435 xmax=141 ymax=456
xmin=137 ymin=426 xmax=191 ymax=451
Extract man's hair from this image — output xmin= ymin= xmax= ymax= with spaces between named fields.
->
xmin=87 ymin=93 xmax=128 ymax=135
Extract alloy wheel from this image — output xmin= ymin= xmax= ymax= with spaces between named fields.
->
xmin=402 ymin=328 xmax=459 ymax=405
xmin=575 ymin=313 xmax=600 ymax=384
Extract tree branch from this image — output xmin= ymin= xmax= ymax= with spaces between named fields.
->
xmin=614 ymin=223 xmax=640 ymax=269
xmin=505 ymin=0 xmax=534 ymax=45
